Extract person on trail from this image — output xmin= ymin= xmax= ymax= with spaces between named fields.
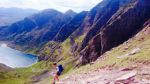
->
xmin=52 ymin=63 xmax=64 ymax=84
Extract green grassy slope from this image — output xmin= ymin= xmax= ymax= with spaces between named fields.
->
xmin=0 ymin=61 xmax=53 ymax=84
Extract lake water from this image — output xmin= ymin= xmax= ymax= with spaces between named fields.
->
xmin=0 ymin=44 xmax=38 ymax=68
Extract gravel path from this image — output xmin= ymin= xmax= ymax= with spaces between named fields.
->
xmin=58 ymin=64 xmax=150 ymax=84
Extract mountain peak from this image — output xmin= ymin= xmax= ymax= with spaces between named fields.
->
xmin=41 ymin=9 xmax=62 ymax=14
xmin=65 ymin=9 xmax=75 ymax=13
xmin=64 ymin=9 xmax=76 ymax=17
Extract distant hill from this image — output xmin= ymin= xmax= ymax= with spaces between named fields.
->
xmin=0 ymin=9 xmax=76 ymax=49
xmin=0 ymin=7 xmax=38 ymax=26
xmin=0 ymin=63 xmax=13 ymax=72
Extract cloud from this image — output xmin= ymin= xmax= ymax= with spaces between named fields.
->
xmin=0 ymin=0 xmax=102 ymax=12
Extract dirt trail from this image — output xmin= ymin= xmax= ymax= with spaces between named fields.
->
xmin=57 ymin=64 xmax=150 ymax=84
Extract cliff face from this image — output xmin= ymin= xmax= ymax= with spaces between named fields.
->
xmin=79 ymin=0 xmax=140 ymax=51
xmin=101 ymin=0 xmax=150 ymax=53
xmin=72 ymin=0 xmax=113 ymax=36
xmin=79 ymin=34 xmax=102 ymax=64
xmin=79 ymin=0 xmax=150 ymax=65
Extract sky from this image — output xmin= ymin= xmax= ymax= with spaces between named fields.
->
xmin=0 ymin=0 xmax=102 ymax=12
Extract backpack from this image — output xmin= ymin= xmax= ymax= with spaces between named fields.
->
xmin=58 ymin=64 xmax=64 ymax=73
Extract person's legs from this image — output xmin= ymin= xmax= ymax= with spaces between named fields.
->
xmin=52 ymin=78 xmax=55 ymax=84
xmin=52 ymin=73 xmax=59 ymax=84
xmin=55 ymin=75 xmax=59 ymax=81
xmin=52 ymin=76 xmax=56 ymax=84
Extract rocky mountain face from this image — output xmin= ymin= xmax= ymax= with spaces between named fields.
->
xmin=79 ymin=0 xmax=138 ymax=51
xmin=0 ymin=7 xmax=38 ymax=26
xmin=0 ymin=9 xmax=76 ymax=49
xmin=53 ymin=11 xmax=87 ymax=42
xmin=79 ymin=0 xmax=150 ymax=65
xmin=72 ymin=0 xmax=114 ymax=37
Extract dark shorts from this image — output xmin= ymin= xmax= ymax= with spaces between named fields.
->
xmin=57 ymin=72 xmax=61 ymax=76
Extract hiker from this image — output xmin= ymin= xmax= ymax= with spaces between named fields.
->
xmin=52 ymin=63 xmax=64 ymax=84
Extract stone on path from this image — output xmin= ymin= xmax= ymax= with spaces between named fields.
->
xmin=115 ymin=71 xmax=137 ymax=82
xmin=117 ymin=48 xmax=140 ymax=59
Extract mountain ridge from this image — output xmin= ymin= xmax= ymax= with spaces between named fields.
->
xmin=0 ymin=9 xmax=77 ymax=50
xmin=0 ymin=7 xmax=38 ymax=26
